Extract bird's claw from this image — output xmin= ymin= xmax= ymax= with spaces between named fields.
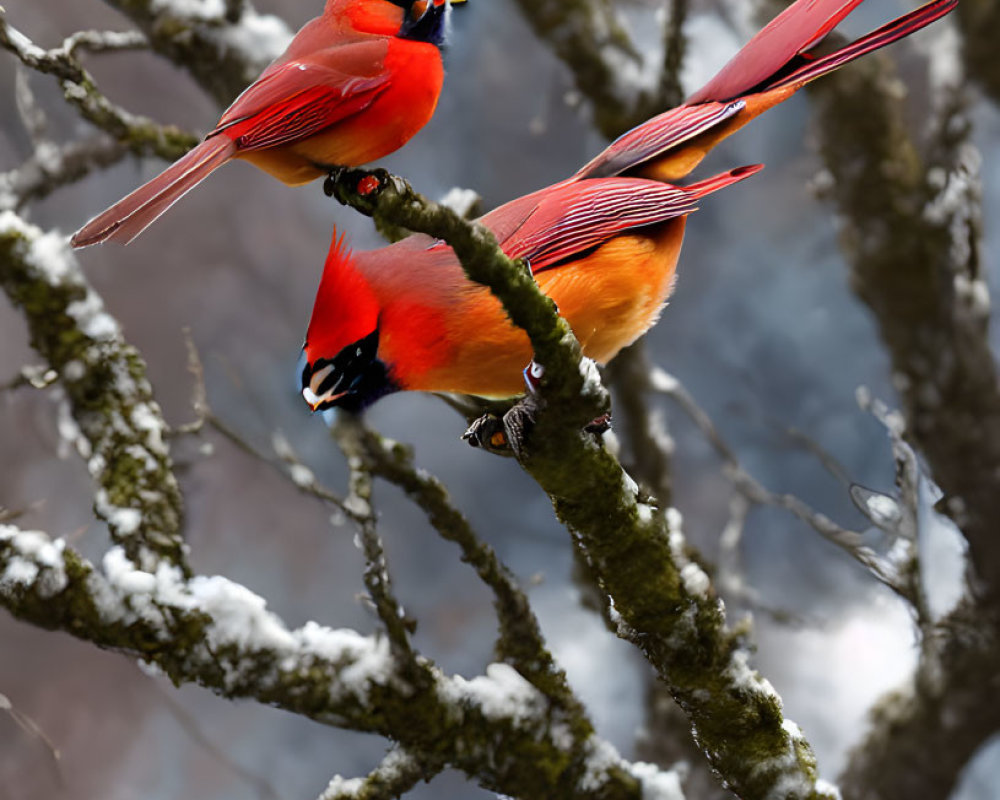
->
xmin=463 ymin=394 xmax=540 ymax=458
xmin=322 ymin=166 xmax=347 ymax=197
xmin=462 ymin=413 xmax=511 ymax=455
xmin=323 ymin=167 xmax=392 ymax=201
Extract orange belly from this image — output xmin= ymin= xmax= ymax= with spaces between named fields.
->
xmin=393 ymin=220 xmax=688 ymax=398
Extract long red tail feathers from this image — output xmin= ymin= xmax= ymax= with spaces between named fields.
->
xmin=688 ymin=0 xmax=956 ymax=104
xmin=770 ymin=0 xmax=959 ymax=92
xmin=70 ymin=135 xmax=235 ymax=248
xmin=685 ymin=164 xmax=765 ymax=200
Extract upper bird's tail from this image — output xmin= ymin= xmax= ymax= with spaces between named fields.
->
xmin=765 ymin=0 xmax=958 ymax=93
xmin=71 ymin=135 xmax=236 ymax=248
xmin=688 ymin=0 xmax=957 ymax=104
xmin=575 ymin=0 xmax=956 ymax=183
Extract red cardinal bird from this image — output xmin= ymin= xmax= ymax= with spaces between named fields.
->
xmin=300 ymin=0 xmax=956 ymax=413
xmin=71 ymin=0 xmax=459 ymax=248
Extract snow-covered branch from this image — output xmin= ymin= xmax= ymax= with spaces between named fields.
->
xmin=0 ymin=12 xmax=198 ymax=162
xmin=0 ymin=212 xmax=186 ymax=571
xmin=0 ymin=522 xmax=684 ymax=800
xmin=317 ymin=748 xmax=437 ymax=800
xmin=102 ymin=0 xmax=292 ymax=106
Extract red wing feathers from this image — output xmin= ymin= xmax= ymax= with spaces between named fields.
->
xmin=217 ymin=38 xmax=391 ymax=127
xmin=505 ymin=166 xmax=763 ymax=272
xmin=216 ymin=79 xmax=389 ymax=150
xmin=573 ymin=100 xmax=746 ymax=180
xmin=214 ymin=45 xmax=392 ymax=150
xmin=495 ymin=180 xmax=699 ymax=273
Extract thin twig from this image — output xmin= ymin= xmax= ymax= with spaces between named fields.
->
xmin=141 ymin=673 xmax=284 ymax=800
xmin=0 ymin=691 xmax=63 ymax=787
xmin=650 ymin=366 xmax=920 ymax=603
xmin=346 ymin=420 xmax=586 ymax=707
xmin=332 ymin=414 xmax=416 ymax=662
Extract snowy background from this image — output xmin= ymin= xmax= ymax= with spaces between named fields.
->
xmin=1 ymin=0 xmax=998 ymax=798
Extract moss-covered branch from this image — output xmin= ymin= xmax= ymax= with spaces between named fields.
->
xmin=0 ymin=12 xmax=199 ymax=160
xmin=318 ymin=748 xmax=440 ymax=800
xmin=0 ymin=522 xmax=673 ymax=800
xmin=327 ymin=168 xmax=834 ymax=800
xmin=0 ymin=212 xmax=186 ymax=572
xmin=337 ymin=415 xmax=588 ymax=717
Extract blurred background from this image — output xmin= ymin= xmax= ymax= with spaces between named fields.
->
xmin=1 ymin=0 xmax=998 ymax=798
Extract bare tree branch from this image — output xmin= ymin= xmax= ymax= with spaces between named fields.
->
xmin=0 ymin=12 xmax=198 ymax=160
xmin=336 ymin=417 xmax=586 ymax=712
xmin=0 ymin=690 xmax=63 ymax=786
xmin=510 ymin=0 xmax=688 ymax=138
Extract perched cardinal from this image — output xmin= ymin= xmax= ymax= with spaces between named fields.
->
xmin=300 ymin=0 xmax=956 ymax=414
xmin=71 ymin=0 xmax=460 ymax=248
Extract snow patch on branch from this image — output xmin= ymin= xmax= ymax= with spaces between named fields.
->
xmin=146 ymin=0 xmax=292 ymax=74
xmin=321 ymin=776 xmax=364 ymax=799
xmin=440 ymin=662 xmax=545 ymax=724
xmin=0 ymin=212 xmax=121 ymax=338
xmin=151 ymin=0 xmax=226 ymax=20
xmin=0 ymin=526 xmax=68 ymax=596
xmin=439 ymin=187 xmax=481 ymax=218
xmin=579 ymin=737 xmax=686 ymax=799
xmin=664 ymin=508 xmax=711 ymax=598
xmin=66 ymin=290 xmax=121 ymax=340
xmin=219 ymin=9 xmax=293 ymax=65
xmin=98 ymin=545 xmax=393 ymax=695
xmin=632 ymin=760 xmax=685 ymax=800
xmin=726 ymin=649 xmax=780 ymax=702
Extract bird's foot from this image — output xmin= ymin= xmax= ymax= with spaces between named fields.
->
xmin=323 ymin=167 xmax=392 ymax=202
xmin=462 ymin=394 xmax=541 ymax=458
